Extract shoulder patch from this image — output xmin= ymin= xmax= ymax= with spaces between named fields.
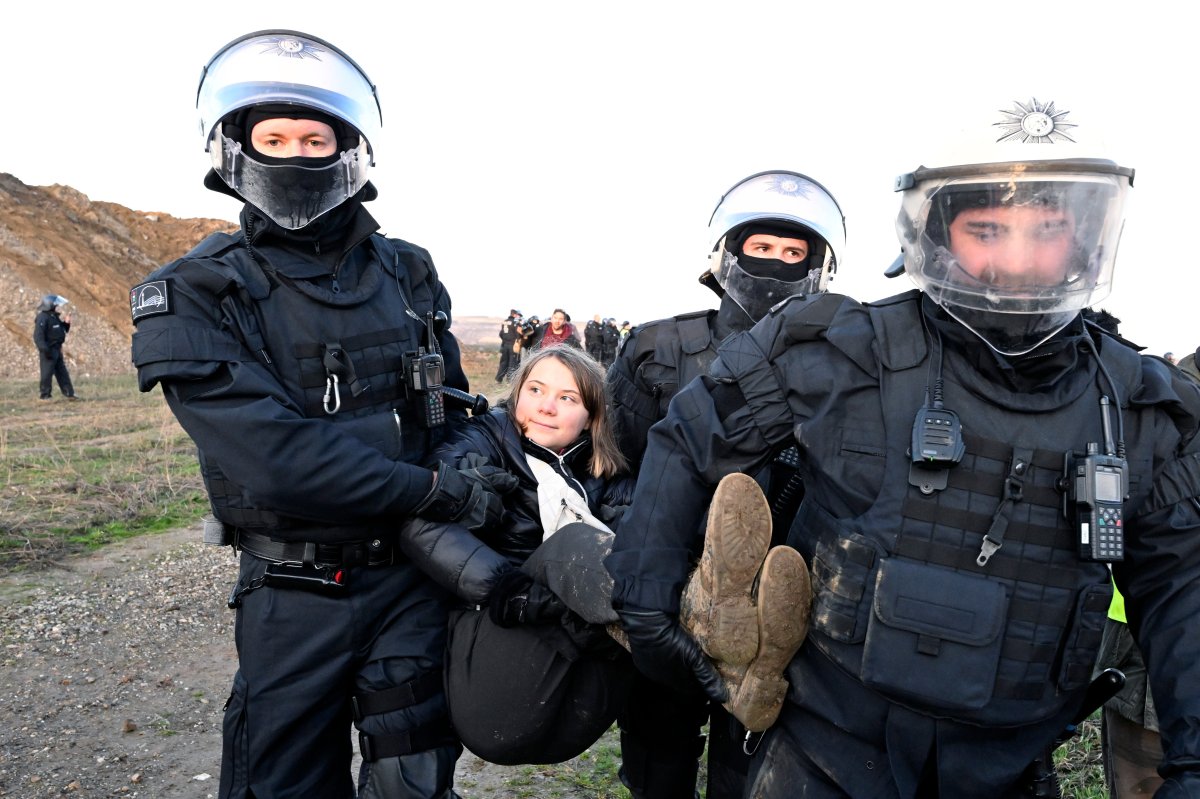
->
xmin=130 ymin=280 xmax=171 ymax=323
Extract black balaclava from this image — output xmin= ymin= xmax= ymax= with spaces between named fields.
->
xmin=205 ymin=103 xmax=372 ymax=232
xmin=726 ymin=221 xmax=815 ymax=281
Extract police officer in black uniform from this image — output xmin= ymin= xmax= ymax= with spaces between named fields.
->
xmin=130 ymin=30 xmax=509 ymax=799
xmin=607 ymin=171 xmax=845 ymax=799
xmin=497 ymin=309 xmax=523 ymax=381
xmin=607 ymin=98 xmax=1200 ymax=798
xmin=586 ymin=314 xmax=604 ymax=361
xmin=33 ymin=294 xmax=76 ymax=400
xmin=601 ymin=317 xmax=621 ymax=368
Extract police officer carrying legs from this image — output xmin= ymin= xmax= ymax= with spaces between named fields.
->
xmin=607 ymin=98 xmax=1200 ymax=797
xmin=130 ymin=30 xmax=508 ymax=799
xmin=607 ymin=171 xmax=844 ymax=799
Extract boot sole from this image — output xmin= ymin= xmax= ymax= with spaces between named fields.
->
xmin=728 ymin=546 xmax=811 ymax=731
xmin=701 ymin=473 xmax=772 ymax=665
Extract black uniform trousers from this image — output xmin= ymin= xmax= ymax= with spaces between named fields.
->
xmin=220 ymin=551 xmax=457 ymax=799
xmin=38 ymin=347 xmax=74 ymax=398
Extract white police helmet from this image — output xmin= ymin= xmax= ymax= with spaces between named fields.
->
xmin=893 ymin=97 xmax=1134 ymax=356
xmin=196 ymin=30 xmax=382 ymax=229
xmin=706 ymin=171 xmax=846 ymax=321
xmin=39 ymin=294 xmax=69 ymax=312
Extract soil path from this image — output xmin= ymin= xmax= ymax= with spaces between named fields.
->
xmin=0 ymin=527 xmax=600 ymax=798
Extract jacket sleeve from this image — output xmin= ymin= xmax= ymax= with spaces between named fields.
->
xmin=1115 ymin=366 xmax=1200 ymax=784
xmin=607 ymin=320 xmax=802 ymax=614
xmin=401 ymin=420 xmax=519 ymax=602
xmin=33 ymin=315 xmax=47 ymax=351
xmin=398 ymin=517 xmax=514 ymax=603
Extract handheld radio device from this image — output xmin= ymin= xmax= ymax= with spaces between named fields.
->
xmin=1065 ymin=397 xmax=1126 ymax=562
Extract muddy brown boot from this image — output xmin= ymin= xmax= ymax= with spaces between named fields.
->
xmin=680 ymin=473 xmax=772 ymax=668
xmin=725 ymin=545 xmax=811 ymax=732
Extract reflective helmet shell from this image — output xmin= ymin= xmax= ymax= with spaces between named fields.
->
xmin=197 ymin=29 xmax=381 ymax=162
xmin=894 ymin=97 xmax=1134 ymax=356
xmin=196 ymin=31 xmax=382 ymax=229
xmin=706 ymin=171 xmax=846 ymax=319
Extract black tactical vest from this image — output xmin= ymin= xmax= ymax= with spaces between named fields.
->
xmin=789 ymin=295 xmax=1149 ymax=726
xmin=136 ymin=231 xmax=449 ymax=538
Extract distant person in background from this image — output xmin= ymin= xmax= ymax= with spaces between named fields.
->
xmin=33 ymin=294 xmax=76 ymax=400
xmin=585 ymin=314 xmax=604 ymax=361
xmin=519 ymin=315 xmax=542 ymax=353
xmin=497 ymin=309 xmax=524 ymax=382
xmin=531 ymin=309 xmax=581 ymax=350
xmin=620 ymin=321 xmax=632 ymax=344
xmin=601 ymin=318 xmax=620 ymax=367
xmin=1165 ymin=351 xmax=1178 ymax=365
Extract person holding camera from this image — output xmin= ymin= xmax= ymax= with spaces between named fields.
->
xmin=130 ymin=30 xmax=504 ymax=798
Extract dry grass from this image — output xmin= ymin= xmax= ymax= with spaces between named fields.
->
xmin=0 ymin=346 xmax=507 ymax=571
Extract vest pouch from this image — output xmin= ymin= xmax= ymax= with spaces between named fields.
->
xmin=331 ymin=408 xmax=414 ymax=462
xmin=862 ymin=559 xmax=1008 ymax=711
xmin=809 ymin=510 xmax=878 ymax=644
xmin=1055 ymin=582 xmax=1112 ymax=692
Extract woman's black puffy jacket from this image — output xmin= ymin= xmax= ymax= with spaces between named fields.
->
xmin=398 ymin=407 xmax=634 ymax=604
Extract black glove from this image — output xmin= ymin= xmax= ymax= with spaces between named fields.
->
xmin=488 ymin=569 xmax=566 ymax=627
xmin=617 ymin=608 xmax=728 ymax=703
xmin=416 ymin=456 xmax=518 ymax=531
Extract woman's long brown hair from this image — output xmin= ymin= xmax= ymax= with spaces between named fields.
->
xmin=506 ymin=345 xmax=628 ymax=479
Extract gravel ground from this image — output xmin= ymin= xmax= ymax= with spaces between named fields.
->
xmin=0 ymin=527 xmax=612 ymax=798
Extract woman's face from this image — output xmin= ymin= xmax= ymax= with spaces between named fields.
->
xmin=514 ymin=357 xmax=590 ymax=452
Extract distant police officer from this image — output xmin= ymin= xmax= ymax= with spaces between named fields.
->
xmin=608 ymin=98 xmax=1200 ymax=797
xmin=33 ymin=294 xmax=76 ymax=400
xmin=607 ymin=171 xmax=844 ymax=799
xmin=130 ymin=30 xmax=508 ymax=798
xmin=601 ymin=317 xmax=621 ymax=367
xmin=497 ymin=309 xmax=523 ymax=381
xmin=586 ymin=314 xmax=604 ymax=361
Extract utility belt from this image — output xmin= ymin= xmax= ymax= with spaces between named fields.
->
xmin=233 ymin=528 xmax=395 ymax=568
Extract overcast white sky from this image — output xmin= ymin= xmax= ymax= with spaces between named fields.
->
xmin=3 ymin=2 xmax=1195 ymax=357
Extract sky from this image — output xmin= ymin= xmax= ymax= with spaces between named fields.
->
xmin=3 ymin=2 xmax=1196 ymax=357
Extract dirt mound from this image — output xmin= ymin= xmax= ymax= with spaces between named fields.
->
xmin=0 ymin=174 xmax=503 ymax=381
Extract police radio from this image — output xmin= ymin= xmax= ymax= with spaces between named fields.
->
xmin=908 ymin=375 xmax=966 ymax=495
xmin=403 ymin=311 xmax=490 ymax=428
xmin=1064 ymin=397 xmax=1126 ymax=562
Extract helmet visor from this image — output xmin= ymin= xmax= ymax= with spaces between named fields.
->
xmin=210 ymin=124 xmax=370 ymax=229
xmin=720 ymin=249 xmax=829 ymax=321
xmin=898 ymin=167 xmax=1130 ymax=354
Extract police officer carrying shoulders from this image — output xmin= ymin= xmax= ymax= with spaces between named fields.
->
xmin=607 ymin=170 xmax=844 ymax=799
xmin=607 ymin=98 xmax=1200 ymax=797
xmin=130 ymin=30 xmax=509 ymax=798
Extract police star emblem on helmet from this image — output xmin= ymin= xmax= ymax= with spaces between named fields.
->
xmin=766 ymin=173 xmax=812 ymax=198
xmin=993 ymin=98 xmax=1077 ymax=144
xmin=260 ymin=36 xmax=326 ymax=60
